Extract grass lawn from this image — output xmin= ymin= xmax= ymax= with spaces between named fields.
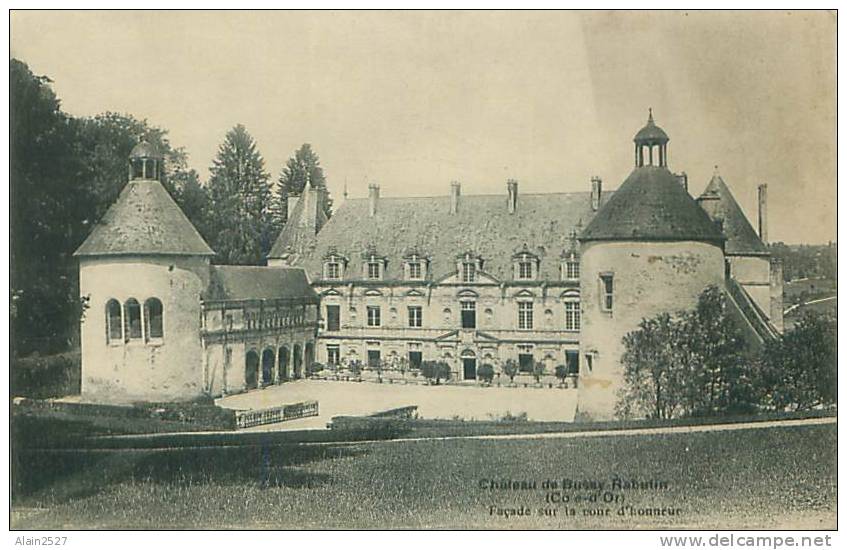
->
xmin=11 ymin=423 xmax=835 ymax=530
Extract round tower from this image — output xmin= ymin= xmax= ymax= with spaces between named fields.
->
xmin=577 ymin=113 xmax=726 ymax=420
xmin=74 ymin=141 xmax=215 ymax=403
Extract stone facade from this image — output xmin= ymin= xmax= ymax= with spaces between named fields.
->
xmin=577 ymin=241 xmax=726 ymax=418
xmin=76 ymin=142 xmax=319 ymax=403
xmin=79 ymin=255 xmax=211 ymax=402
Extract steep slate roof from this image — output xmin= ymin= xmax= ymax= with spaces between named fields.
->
xmin=697 ymin=175 xmax=769 ymax=256
xmin=74 ymin=179 xmax=214 ymax=257
xmin=268 ymin=190 xmax=328 ymax=259
xmin=581 ymin=166 xmax=725 ymax=245
xmin=280 ymin=191 xmax=612 ymax=281
xmin=205 ymin=265 xmax=318 ymax=302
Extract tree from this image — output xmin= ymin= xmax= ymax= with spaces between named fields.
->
xmin=555 ymin=365 xmax=569 ymax=386
xmin=759 ymin=311 xmax=836 ymax=411
xmin=616 ymin=285 xmax=752 ymax=420
xmin=10 ymin=59 xmax=91 ymax=355
xmin=276 ymin=143 xmax=333 ymax=224
xmin=532 ymin=361 xmax=546 ymax=384
xmin=206 ymin=125 xmax=277 ymax=264
xmin=503 ymin=359 xmax=519 ymax=384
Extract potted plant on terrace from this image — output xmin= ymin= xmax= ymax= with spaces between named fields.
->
xmin=503 ymin=359 xmax=519 ymax=387
xmin=478 ymin=363 xmax=495 ymax=386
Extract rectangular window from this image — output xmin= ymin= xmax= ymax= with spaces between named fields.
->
xmin=408 ymin=262 xmax=423 ymax=280
xmin=566 ymin=261 xmax=580 ymax=280
xmin=327 ymin=344 xmax=340 ymax=366
xmin=325 ymin=305 xmax=340 ymax=332
xmin=367 ymin=306 xmax=381 ymax=327
xmin=564 ymin=301 xmax=580 ymax=331
xmin=518 ymin=301 xmax=533 ymax=330
xmin=325 ymin=262 xmax=341 ymax=280
xmin=461 ymin=262 xmax=476 ymax=283
xmin=408 ymin=306 xmax=423 ymax=328
xmin=367 ymin=261 xmax=381 ymax=280
xmin=460 ymin=301 xmax=476 ymax=329
xmin=518 ymin=261 xmax=533 ymax=280
xmin=408 ymin=351 xmax=423 ymax=370
xmin=367 ymin=349 xmax=381 ymax=369
xmin=600 ymin=274 xmax=614 ymax=311
xmin=518 ymin=344 xmax=534 ymax=373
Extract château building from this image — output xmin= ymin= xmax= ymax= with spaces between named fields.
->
xmin=75 ymin=142 xmax=319 ymax=403
xmin=269 ymin=112 xmax=783 ymax=418
xmin=75 ymin=112 xmax=783 ymax=419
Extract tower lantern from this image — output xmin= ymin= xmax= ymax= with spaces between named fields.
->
xmin=633 ymin=108 xmax=670 ymax=168
xmin=128 ymin=140 xmax=164 ymax=182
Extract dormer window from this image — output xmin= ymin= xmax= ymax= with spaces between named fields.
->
xmin=403 ymin=250 xmax=430 ymax=281
xmin=325 ymin=261 xmax=341 ymax=280
xmin=462 ymin=262 xmax=476 ymax=283
xmin=367 ymin=260 xmax=382 ymax=280
xmin=361 ymin=246 xmax=387 ymax=281
xmin=512 ymin=245 xmax=539 ymax=281
xmin=566 ymin=260 xmax=580 ymax=280
xmin=457 ymin=251 xmax=483 ymax=283
xmin=322 ymin=249 xmax=348 ymax=281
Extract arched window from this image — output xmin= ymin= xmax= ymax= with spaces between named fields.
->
xmin=144 ymin=298 xmax=164 ymax=340
xmin=124 ymin=298 xmax=142 ymax=341
xmin=106 ymin=299 xmax=122 ymax=343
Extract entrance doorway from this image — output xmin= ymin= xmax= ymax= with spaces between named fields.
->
xmin=293 ymin=344 xmax=303 ymax=378
xmin=261 ymin=349 xmax=275 ymax=386
xmin=461 ymin=350 xmax=476 ymax=380
xmin=278 ymin=346 xmax=290 ymax=380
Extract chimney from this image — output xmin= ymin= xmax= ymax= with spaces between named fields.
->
xmin=368 ymin=184 xmax=380 ymax=217
xmin=286 ymin=195 xmax=299 ymax=221
xmin=590 ymin=176 xmax=602 ymax=211
xmin=676 ymin=171 xmax=688 ymax=193
xmin=507 ymin=179 xmax=518 ymax=214
xmin=758 ymin=183 xmax=768 ymax=243
xmin=450 ymin=181 xmax=461 ymax=214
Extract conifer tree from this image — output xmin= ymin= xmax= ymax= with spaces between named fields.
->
xmin=276 ymin=143 xmax=332 ymax=224
xmin=206 ymin=124 xmax=277 ymax=264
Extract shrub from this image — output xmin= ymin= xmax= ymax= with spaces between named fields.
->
xmin=502 ymin=359 xmax=519 ymax=384
xmin=306 ymin=362 xmax=324 ymax=377
xmin=532 ymin=361 xmax=545 ymax=383
xmin=477 ymin=363 xmax=495 ymax=384
xmin=11 ymin=351 xmax=81 ymax=399
xmin=347 ymin=360 xmax=362 ymax=376
xmin=554 ymin=364 xmax=568 ymax=384
xmin=421 ymin=360 xmax=452 ymax=385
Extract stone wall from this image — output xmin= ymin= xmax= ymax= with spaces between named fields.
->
xmin=79 ymin=255 xmax=210 ymax=403
xmin=314 ymin=279 xmax=581 ymax=379
xmin=577 ymin=240 xmax=725 ymax=420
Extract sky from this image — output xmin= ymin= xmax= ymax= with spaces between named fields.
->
xmin=10 ymin=10 xmax=836 ymax=244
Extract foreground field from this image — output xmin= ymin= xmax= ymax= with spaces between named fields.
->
xmin=12 ymin=423 xmax=835 ymax=529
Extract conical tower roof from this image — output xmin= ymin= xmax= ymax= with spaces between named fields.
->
xmin=697 ymin=174 xmax=768 ymax=256
xmin=581 ymin=166 xmax=725 ymax=244
xmin=74 ymin=179 xmax=214 ymax=257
